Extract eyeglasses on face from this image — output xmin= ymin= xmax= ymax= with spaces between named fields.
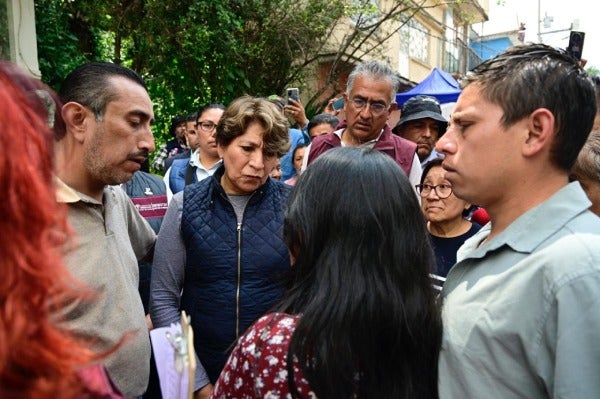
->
xmin=196 ymin=121 xmax=217 ymax=132
xmin=349 ymin=97 xmax=389 ymax=115
xmin=415 ymin=183 xmax=453 ymax=199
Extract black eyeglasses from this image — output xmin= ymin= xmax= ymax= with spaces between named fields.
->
xmin=196 ymin=121 xmax=217 ymax=132
xmin=415 ymin=183 xmax=453 ymax=199
xmin=349 ymin=98 xmax=389 ymax=115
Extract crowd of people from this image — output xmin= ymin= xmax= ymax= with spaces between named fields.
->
xmin=1 ymin=42 xmax=599 ymax=399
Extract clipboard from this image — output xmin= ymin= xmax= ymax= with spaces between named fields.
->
xmin=150 ymin=311 xmax=196 ymax=399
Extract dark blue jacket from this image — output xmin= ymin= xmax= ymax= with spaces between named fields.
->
xmin=168 ymin=157 xmax=196 ymax=195
xmin=122 ymin=171 xmax=167 ymax=314
xmin=180 ymin=166 xmax=291 ymax=382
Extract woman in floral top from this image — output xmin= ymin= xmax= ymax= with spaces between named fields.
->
xmin=212 ymin=147 xmax=442 ymax=399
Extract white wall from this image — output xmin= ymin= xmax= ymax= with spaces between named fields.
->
xmin=6 ymin=0 xmax=40 ymax=77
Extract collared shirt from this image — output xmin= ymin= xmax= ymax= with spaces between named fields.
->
xmin=439 ymin=182 xmax=600 ymax=399
xmin=163 ymin=149 xmax=222 ymax=202
xmin=152 ymin=141 xmax=190 ymax=172
xmin=421 ymin=148 xmax=443 ymax=168
xmin=151 ymin=143 xmax=169 ymax=172
xmin=56 ymin=178 xmax=156 ymax=398
xmin=301 ymin=128 xmax=422 ymax=194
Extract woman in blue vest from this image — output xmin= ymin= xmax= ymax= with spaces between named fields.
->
xmin=150 ymin=96 xmax=292 ymax=397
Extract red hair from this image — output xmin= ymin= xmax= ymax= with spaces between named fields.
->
xmin=0 ymin=63 xmax=98 ymax=398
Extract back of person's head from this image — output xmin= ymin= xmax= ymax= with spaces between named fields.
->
xmin=216 ymin=95 xmax=290 ymax=158
xmin=281 ymin=146 xmax=441 ymax=399
xmin=591 ymin=75 xmax=600 ymax=130
xmin=592 ymin=75 xmax=600 ymax=107
xmin=197 ymin=103 xmax=226 ymax=120
xmin=346 ymin=60 xmax=400 ymax=104
xmin=571 ymin=129 xmax=600 ymax=215
xmin=462 ymin=43 xmax=596 ymax=171
xmin=0 ymin=62 xmax=97 ymax=398
xmin=307 ymin=113 xmax=339 ymax=136
xmin=58 ymin=62 xmax=147 ymax=122
xmin=572 ymin=130 xmax=600 ymax=180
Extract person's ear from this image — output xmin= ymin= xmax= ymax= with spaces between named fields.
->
xmin=61 ymin=102 xmax=91 ymax=143
xmin=523 ymin=108 xmax=554 ymax=157
xmin=217 ymin=143 xmax=225 ymax=159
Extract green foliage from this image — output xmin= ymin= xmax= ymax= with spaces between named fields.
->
xmin=35 ymin=0 xmax=92 ymax=89
xmin=586 ymin=66 xmax=600 ymax=77
xmin=0 ymin=2 xmax=10 ymax=60
xmin=35 ymin=0 xmax=422 ymax=171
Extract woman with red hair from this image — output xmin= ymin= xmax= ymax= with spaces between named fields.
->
xmin=0 ymin=62 xmax=123 ymax=398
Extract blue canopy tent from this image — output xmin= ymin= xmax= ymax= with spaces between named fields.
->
xmin=395 ymin=67 xmax=461 ymax=106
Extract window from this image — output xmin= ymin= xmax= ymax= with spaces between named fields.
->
xmin=400 ymin=18 xmax=429 ymax=64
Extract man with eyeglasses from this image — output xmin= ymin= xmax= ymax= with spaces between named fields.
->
xmin=163 ymin=104 xmax=225 ymax=202
xmin=302 ymin=60 xmax=421 ymax=189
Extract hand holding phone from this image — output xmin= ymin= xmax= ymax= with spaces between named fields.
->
xmin=287 ymin=88 xmax=299 ymax=105
xmin=332 ymin=97 xmax=344 ymax=111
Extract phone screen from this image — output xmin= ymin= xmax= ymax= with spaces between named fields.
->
xmin=332 ymin=97 xmax=344 ymax=110
xmin=287 ymin=88 xmax=299 ymax=105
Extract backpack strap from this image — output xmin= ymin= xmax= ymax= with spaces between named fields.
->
xmin=184 ymin=164 xmax=196 ymax=186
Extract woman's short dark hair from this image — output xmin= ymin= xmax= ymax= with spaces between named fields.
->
xmin=196 ymin=103 xmax=226 ymax=123
xmin=291 ymin=143 xmax=308 ymax=160
xmin=280 ymin=146 xmax=442 ymax=399
xmin=421 ymin=157 xmax=473 ymax=217
xmin=421 ymin=157 xmax=444 ymax=185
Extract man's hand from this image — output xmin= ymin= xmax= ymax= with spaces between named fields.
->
xmin=284 ymin=98 xmax=309 ymax=128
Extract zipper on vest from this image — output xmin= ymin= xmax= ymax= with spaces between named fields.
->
xmin=235 ymin=221 xmax=242 ymax=338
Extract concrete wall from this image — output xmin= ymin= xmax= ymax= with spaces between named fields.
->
xmin=4 ymin=0 xmax=39 ymax=77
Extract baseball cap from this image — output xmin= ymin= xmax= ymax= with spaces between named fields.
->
xmin=393 ymin=95 xmax=448 ymax=134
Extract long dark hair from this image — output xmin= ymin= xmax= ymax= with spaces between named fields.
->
xmin=279 ymin=147 xmax=442 ymax=399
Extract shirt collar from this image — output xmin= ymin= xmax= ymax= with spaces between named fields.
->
xmin=458 ymin=182 xmax=592 ymax=261
xmin=190 ymin=149 xmax=223 ymax=171
xmin=55 ymin=176 xmax=103 ymax=205
xmin=55 ymin=176 xmax=81 ymax=203
xmin=334 ymin=128 xmax=383 ymax=147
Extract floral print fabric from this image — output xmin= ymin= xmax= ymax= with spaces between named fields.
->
xmin=212 ymin=313 xmax=316 ymax=398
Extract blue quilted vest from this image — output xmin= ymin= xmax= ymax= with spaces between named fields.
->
xmin=168 ymin=157 xmax=196 ymax=195
xmin=180 ymin=166 xmax=291 ymax=382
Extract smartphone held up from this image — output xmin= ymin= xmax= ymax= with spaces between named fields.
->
xmin=332 ymin=97 xmax=345 ymax=111
xmin=287 ymin=88 xmax=299 ymax=105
